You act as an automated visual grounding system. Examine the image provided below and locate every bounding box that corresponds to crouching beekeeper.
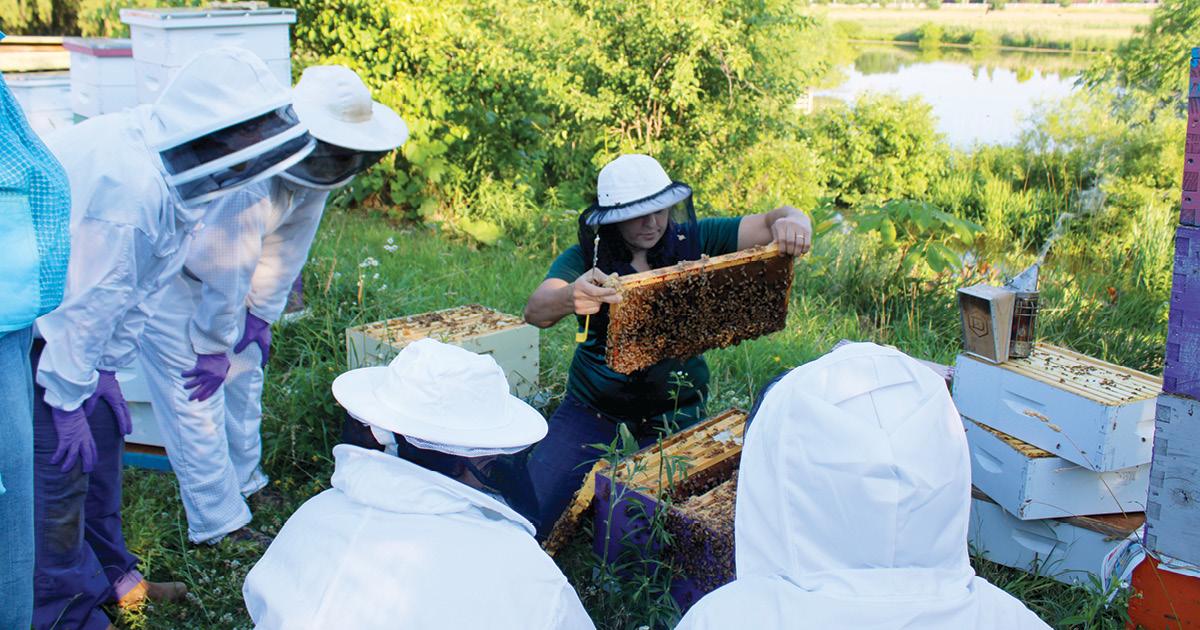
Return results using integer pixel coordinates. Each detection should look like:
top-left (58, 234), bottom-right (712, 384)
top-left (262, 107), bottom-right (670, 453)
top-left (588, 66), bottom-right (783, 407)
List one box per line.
top-left (242, 339), bottom-right (595, 630)
top-left (676, 342), bottom-right (1051, 629)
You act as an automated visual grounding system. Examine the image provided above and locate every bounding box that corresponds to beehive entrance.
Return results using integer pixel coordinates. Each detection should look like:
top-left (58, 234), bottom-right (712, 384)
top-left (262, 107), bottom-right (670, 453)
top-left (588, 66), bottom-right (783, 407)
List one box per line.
top-left (606, 244), bottom-right (794, 374)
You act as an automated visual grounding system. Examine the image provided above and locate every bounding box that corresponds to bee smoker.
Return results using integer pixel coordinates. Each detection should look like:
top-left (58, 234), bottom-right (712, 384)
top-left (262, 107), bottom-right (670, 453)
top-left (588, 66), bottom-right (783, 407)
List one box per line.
top-left (1006, 264), bottom-right (1040, 359)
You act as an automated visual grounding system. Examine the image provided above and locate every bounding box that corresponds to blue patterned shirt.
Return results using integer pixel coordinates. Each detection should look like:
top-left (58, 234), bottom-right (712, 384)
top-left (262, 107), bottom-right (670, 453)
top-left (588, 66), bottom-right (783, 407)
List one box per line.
top-left (0, 70), bottom-right (71, 332)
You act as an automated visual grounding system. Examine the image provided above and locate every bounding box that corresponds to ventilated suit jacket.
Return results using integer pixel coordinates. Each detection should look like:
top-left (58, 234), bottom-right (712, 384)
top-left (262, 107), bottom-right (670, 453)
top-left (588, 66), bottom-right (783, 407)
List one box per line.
top-left (243, 445), bottom-right (595, 630)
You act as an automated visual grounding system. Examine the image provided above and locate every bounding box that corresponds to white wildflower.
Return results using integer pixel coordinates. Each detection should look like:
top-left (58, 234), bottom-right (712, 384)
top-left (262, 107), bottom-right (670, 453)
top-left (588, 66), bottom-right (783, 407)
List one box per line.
top-left (359, 257), bottom-right (380, 268)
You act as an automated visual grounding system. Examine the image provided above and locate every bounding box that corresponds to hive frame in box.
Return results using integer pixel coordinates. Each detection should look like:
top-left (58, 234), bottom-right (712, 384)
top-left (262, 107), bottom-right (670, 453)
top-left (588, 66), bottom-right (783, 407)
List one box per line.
top-left (963, 417), bottom-right (1149, 521)
top-left (952, 344), bottom-right (1161, 472)
top-left (589, 409), bottom-right (747, 612)
top-left (344, 304), bottom-right (539, 398)
top-left (606, 243), bottom-right (793, 374)
top-left (1144, 394), bottom-right (1200, 567)
top-left (968, 489), bottom-right (1144, 591)
top-left (543, 407), bottom-right (746, 556)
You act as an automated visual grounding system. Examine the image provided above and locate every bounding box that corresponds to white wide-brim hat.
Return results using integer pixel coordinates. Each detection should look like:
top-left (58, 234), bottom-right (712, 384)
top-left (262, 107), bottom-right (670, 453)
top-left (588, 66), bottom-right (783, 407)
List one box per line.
top-left (331, 338), bottom-right (547, 451)
top-left (293, 65), bottom-right (408, 152)
top-left (587, 153), bottom-right (692, 226)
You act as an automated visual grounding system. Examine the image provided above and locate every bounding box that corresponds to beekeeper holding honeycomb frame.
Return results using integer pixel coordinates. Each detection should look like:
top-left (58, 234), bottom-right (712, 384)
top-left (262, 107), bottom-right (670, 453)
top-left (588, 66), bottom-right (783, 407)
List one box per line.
top-left (522, 153), bottom-right (812, 539)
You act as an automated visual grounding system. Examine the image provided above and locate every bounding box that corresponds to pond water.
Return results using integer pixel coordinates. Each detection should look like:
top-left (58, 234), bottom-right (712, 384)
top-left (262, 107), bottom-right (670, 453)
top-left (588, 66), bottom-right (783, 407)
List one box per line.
top-left (813, 44), bottom-right (1092, 149)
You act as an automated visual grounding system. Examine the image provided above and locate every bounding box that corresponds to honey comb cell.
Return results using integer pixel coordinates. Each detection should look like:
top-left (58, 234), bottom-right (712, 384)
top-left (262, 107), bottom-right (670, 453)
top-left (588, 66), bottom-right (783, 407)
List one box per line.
top-left (606, 244), bottom-right (794, 374)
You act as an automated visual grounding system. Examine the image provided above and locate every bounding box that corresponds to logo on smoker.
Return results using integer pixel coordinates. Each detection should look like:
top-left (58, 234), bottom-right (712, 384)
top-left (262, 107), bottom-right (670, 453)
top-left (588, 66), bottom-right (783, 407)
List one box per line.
top-left (967, 313), bottom-right (990, 338)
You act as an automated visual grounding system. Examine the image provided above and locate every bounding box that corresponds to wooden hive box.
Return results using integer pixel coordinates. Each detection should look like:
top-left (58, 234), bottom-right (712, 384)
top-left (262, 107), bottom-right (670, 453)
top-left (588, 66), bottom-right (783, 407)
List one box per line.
top-left (345, 304), bottom-right (539, 398)
top-left (1165, 225), bottom-right (1200, 401)
top-left (1182, 49), bottom-right (1199, 227)
top-left (963, 417), bottom-right (1149, 521)
top-left (543, 407), bottom-right (746, 556)
top-left (968, 488), bottom-right (1145, 591)
top-left (1143, 394), bottom-right (1200, 567)
top-left (606, 243), bottom-right (793, 374)
top-left (588, 408), bottom-right (748, 612)
top-left (952, 344), bottom-right (1161, 472)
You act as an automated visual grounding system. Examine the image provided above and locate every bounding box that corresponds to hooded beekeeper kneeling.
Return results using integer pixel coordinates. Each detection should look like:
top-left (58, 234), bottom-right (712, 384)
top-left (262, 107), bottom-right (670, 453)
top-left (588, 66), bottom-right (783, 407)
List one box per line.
top-left (677, 342), bottom-right (1050, 630)
top-left (242, 339), bottom-right (595, 629)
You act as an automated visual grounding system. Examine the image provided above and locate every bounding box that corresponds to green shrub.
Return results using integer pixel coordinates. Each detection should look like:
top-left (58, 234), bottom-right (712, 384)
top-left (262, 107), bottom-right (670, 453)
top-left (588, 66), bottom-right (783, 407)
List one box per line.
top-left (287, 0), bottom-right (834, 242)
top-left (800, 94), bottom-right (950, 208)
top-left (915, 22), bottom-right (944, 50)
top-left (988, 0), bottom-right (1007, 10)
top-left (924, 0), bottom-right (942, 10)
top-left (969, 29), bottom-right (999, 49)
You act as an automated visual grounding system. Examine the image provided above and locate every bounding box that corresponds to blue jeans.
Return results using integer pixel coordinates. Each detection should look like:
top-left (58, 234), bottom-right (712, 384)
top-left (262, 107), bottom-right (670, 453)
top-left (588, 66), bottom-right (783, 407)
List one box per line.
top-left (31, 340), bottom-right (141, 630)
top-left (0, 326), bottom-right (34, 630)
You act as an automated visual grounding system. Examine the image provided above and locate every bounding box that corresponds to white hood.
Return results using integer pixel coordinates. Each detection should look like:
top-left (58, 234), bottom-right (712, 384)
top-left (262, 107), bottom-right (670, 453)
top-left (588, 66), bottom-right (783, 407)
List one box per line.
top-left (677, 343), bottom-right (1049, 629)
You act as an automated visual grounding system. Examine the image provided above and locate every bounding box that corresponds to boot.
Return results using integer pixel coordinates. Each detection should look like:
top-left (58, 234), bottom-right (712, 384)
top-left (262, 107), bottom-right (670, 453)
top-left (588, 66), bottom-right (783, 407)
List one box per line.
top-left (117, 579), bottom-right (188, 610)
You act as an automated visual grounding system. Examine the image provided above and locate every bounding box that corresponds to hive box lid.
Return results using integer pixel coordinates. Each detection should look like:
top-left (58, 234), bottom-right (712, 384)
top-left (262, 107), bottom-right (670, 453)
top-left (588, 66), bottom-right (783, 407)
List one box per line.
top-left (120, 7), bottom-right (296, 28)
top-left (953, 344), bottom-right (1160, 471)
top-left (62, 37), bottom-right (132, 57)
top-left (964, 417), bottom-right (1149, 520)
top-left (5, 71), bottom-right (70, 87)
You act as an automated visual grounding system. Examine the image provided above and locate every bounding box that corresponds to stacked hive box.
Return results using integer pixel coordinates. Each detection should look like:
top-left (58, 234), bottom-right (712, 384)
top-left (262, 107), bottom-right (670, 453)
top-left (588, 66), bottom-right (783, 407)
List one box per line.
top-left (6, 71), bottom-right (72, 138)
top-left (953, 344), bottom-right (1160, 589)
top-left (590, 408), bottom-right (747, 612)
top-left (1128, 47), bottom-right (1200, 629)
top-left (119, 7), bottom-right (296, 105)
top-left (344, 304), bottom-right (539, 398)
top-left (62, 38), bottom-right (136, 120)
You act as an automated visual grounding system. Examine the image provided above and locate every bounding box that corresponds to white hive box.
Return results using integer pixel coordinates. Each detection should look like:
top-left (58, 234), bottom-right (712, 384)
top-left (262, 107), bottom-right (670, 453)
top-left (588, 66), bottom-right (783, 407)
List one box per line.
top-left (62, 38), bottom-right (136, 119)
top-left (120, 7), bottom-right (295, 104)
top-left (6, 72), bottom-right (73, 139)
top-left (115, 359), bottom-right (168, 450)
top-left (1144, 394), bottom-right (1200, 566)
top-left (345, 304), bottom-right (540, 399)
top-left (969, 490), bottom-right (1144, 590)
top-left (953, 344), bottom-right (1160, 471)
top-left (964, 417), bottom-right (1149, 520)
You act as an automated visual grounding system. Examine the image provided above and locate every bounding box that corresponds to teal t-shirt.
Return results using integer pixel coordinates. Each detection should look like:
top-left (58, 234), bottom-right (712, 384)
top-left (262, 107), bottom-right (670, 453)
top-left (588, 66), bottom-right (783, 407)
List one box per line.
top-left (547, 217), bottom-right (742, 422)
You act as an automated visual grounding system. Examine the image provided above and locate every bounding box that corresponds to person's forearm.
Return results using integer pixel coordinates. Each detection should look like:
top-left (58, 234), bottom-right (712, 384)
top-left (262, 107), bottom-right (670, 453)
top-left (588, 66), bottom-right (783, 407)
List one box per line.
top-left (524, 282), bottom-right (576, 329)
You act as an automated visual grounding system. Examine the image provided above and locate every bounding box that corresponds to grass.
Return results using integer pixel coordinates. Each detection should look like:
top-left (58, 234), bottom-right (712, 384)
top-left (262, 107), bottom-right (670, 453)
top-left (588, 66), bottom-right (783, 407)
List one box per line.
top-left (104, 196), bottom-right (1166, 627)
top-left (816, 3), bottom-right (1153, 51)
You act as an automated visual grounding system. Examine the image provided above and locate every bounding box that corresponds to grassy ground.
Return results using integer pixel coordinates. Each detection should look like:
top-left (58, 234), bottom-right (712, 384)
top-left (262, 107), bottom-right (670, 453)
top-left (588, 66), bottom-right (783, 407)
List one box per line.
top-left (816, 3), bottom-right (1153, 51)
top-left (103, 199), bottom-right (1165, 628)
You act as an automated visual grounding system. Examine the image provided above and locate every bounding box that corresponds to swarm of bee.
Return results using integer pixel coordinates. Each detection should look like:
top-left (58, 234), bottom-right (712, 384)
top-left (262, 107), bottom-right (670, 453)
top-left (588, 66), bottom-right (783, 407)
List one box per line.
top-left (607, 245), bottom-right (794, 374)
top-left (667, 471), bottom-right (739, 595)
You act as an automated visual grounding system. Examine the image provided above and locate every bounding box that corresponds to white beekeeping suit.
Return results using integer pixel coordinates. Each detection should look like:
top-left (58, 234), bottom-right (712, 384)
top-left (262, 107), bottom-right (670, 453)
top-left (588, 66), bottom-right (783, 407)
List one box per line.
top-left (243, 339), bottom-right (594, 630)
top-left (36, 46), bottom-right (314, 413)
top-left (137, 65), bottom-right (408, 543)
top-left (676, 342), bottom-right (1050, 630)
top-left (138, 180), bottom-right (327, 542)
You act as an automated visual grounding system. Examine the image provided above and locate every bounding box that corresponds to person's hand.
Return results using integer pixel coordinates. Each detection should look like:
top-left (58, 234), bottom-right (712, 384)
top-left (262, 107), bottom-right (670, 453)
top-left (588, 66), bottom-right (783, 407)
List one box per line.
top-left (50, 405), bottom-right (98, 473)
top-left (182, 353), bottom-right (231, 402)
top-left (573, 268), bottom-right (622, 316)
top-left (770, 206), bottom-right (813, 256)
top-left (84, 370), bottom-right (133, 436)
top-left (233, 312), bottom-right (272, 368)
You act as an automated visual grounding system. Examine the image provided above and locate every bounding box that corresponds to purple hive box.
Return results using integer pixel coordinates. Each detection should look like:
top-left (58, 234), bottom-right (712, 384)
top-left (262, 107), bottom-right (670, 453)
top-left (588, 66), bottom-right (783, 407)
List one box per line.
top-left (1184, 50), bottom-right (1199, 225)
top-left (593, 471), bottom-right (737, 613)
top-left (1165, 225), bottom-right (1200, 400)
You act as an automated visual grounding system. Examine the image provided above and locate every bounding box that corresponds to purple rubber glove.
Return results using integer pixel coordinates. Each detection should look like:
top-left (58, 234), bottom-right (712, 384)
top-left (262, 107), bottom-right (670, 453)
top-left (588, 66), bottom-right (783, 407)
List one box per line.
top-left (234, 312), bottom-right (272, 368)
top-left (182, 353), bottom-right (231, 402)
top-left (84, 370), bottom-right (133, 436)
top-left (50, 405), bottom-right (98, 473)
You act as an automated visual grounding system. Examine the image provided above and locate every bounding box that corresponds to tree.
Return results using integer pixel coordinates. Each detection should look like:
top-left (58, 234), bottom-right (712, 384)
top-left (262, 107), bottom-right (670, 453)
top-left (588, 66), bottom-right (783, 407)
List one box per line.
top-left (1083, 0), bottom-right (1200, 113)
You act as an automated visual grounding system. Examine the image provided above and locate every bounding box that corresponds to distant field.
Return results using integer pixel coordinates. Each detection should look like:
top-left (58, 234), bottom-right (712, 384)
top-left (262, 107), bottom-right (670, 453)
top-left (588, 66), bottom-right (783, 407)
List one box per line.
top-left (815, 3), bottom-right (1154, 50)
